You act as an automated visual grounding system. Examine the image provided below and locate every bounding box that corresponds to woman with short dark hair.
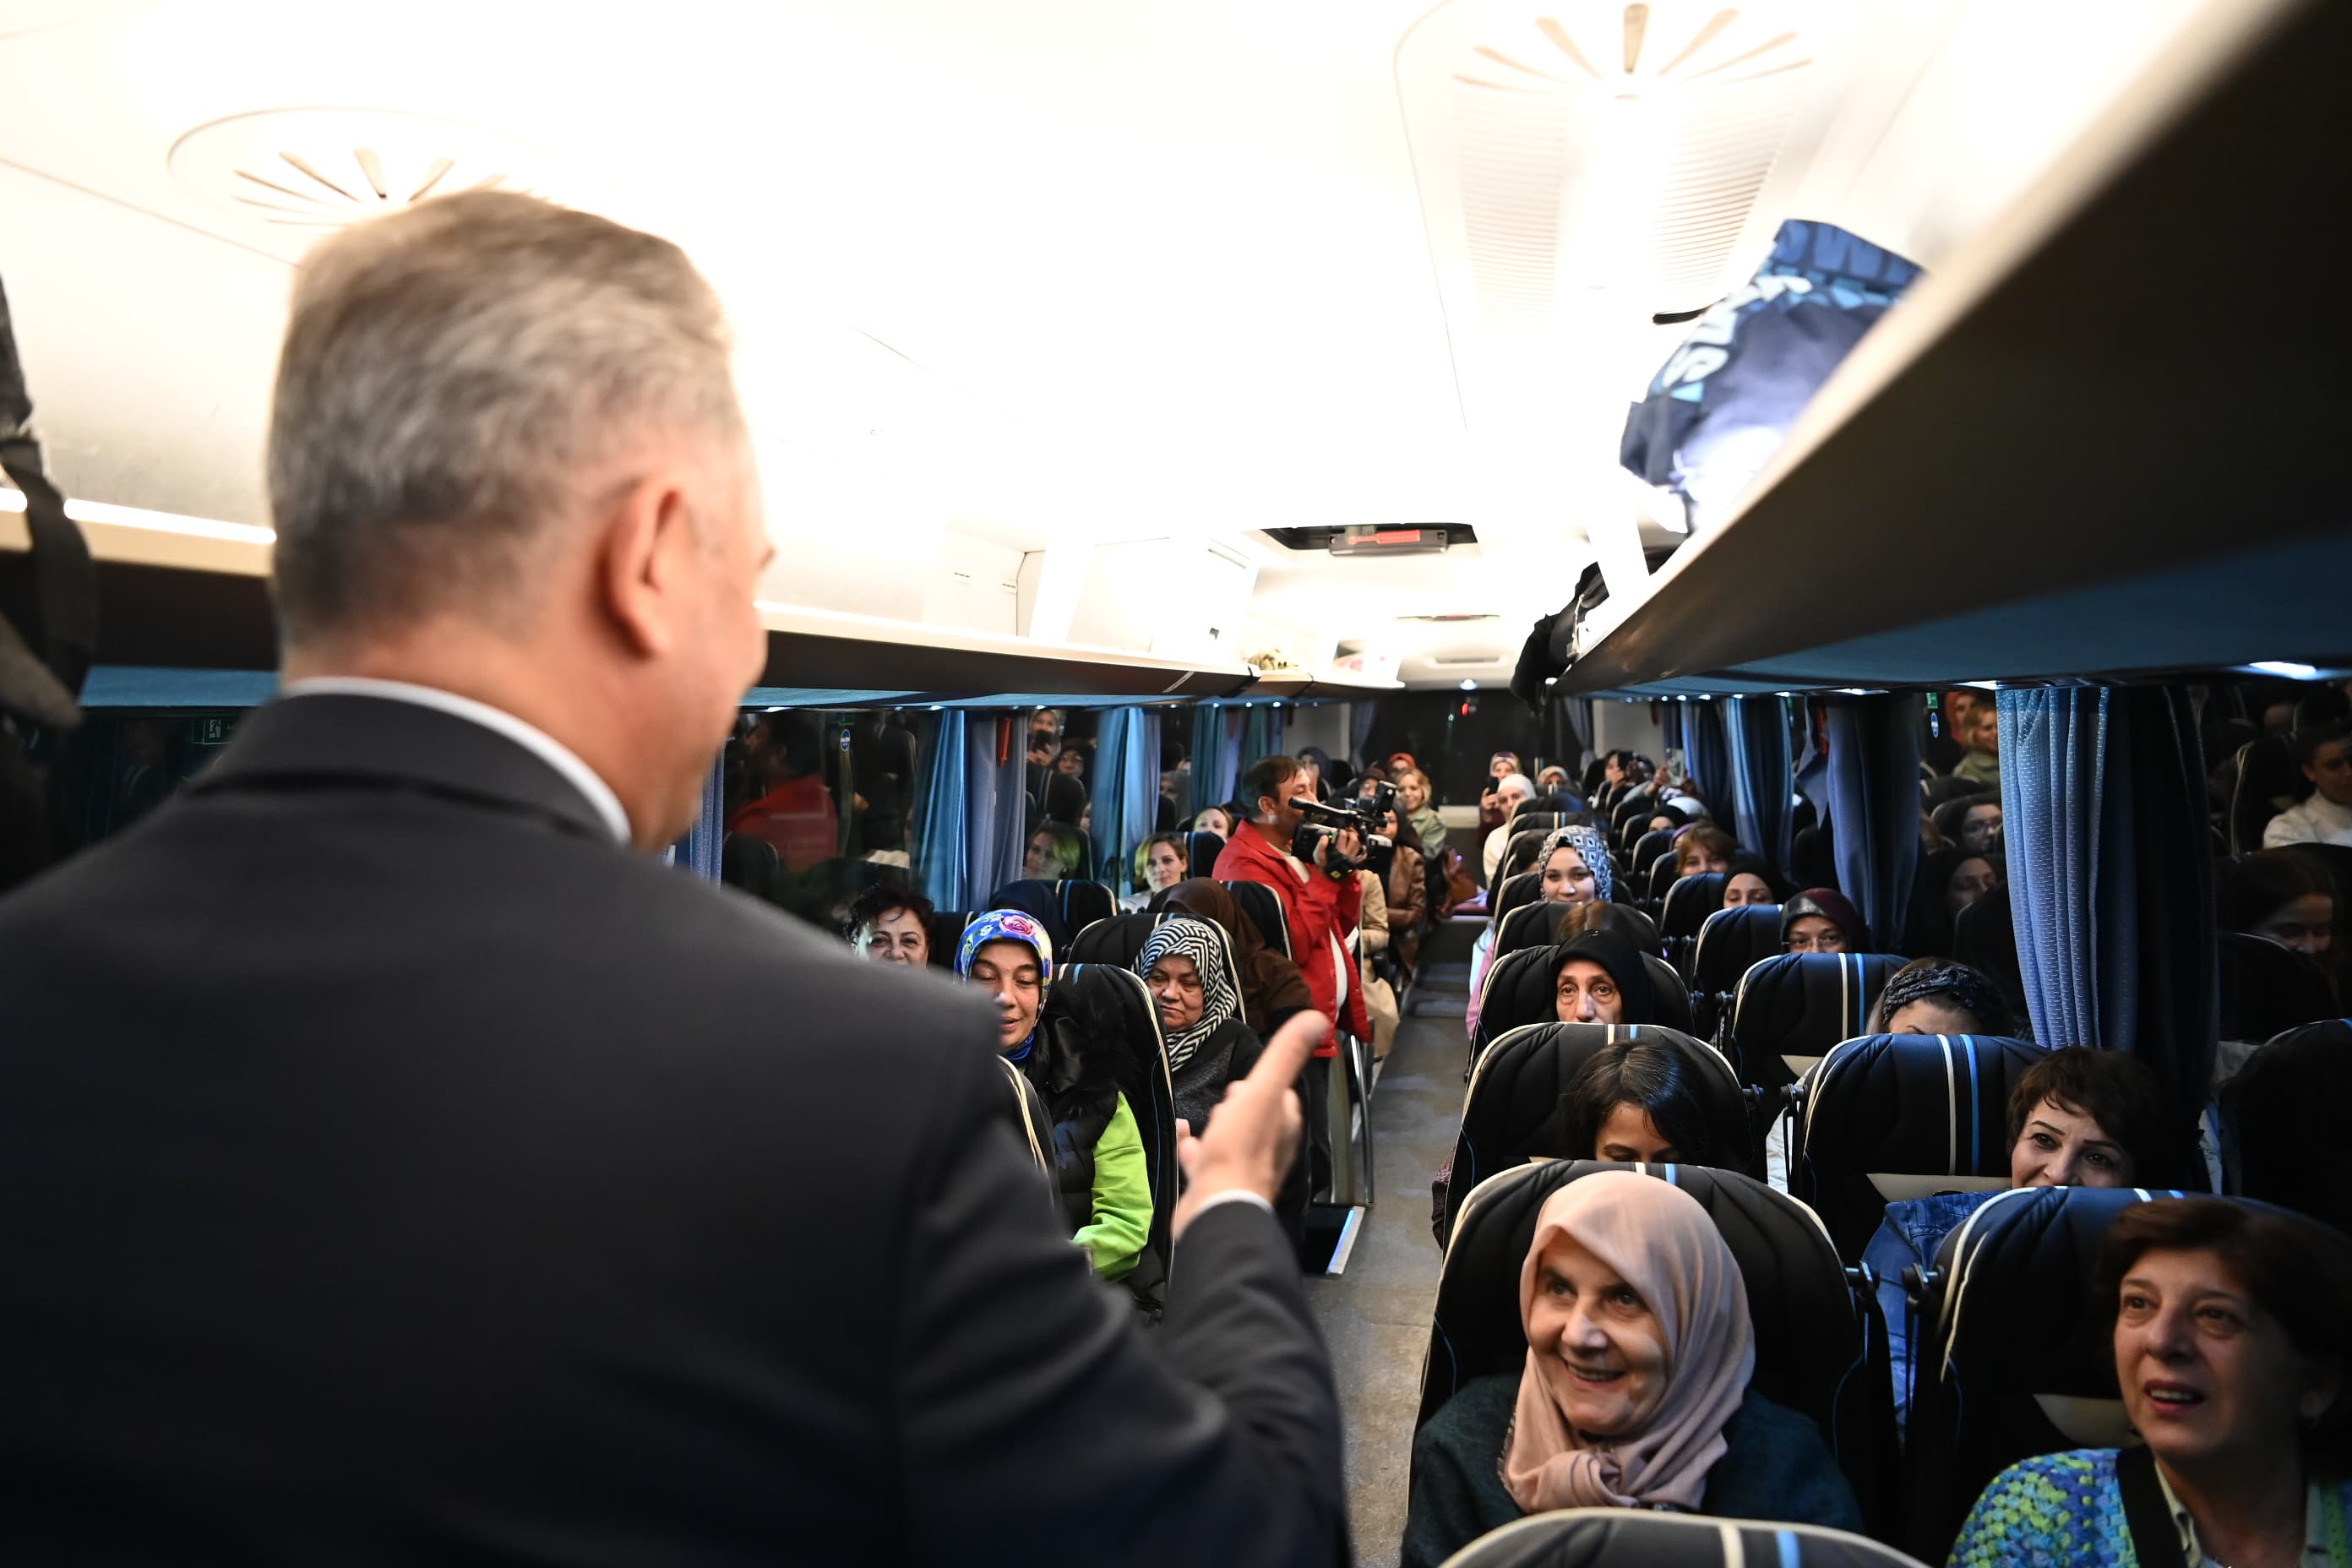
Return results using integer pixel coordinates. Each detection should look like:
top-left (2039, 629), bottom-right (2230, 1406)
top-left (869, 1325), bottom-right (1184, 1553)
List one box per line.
top-left (1951, 1197), bottom-right (2352, 1566)
top-left (1555, 1037), bottom-right (1740, 1168)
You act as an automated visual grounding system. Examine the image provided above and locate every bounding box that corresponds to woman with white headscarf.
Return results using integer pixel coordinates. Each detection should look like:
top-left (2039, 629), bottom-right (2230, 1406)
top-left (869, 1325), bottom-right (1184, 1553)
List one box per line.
top-left (1402, 1172), bottom-right (1859, 1566)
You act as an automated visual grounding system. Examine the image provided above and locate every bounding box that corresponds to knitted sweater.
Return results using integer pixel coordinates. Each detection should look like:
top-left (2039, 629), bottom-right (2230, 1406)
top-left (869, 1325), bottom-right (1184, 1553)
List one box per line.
top-left (1947, 1450), bottom-right (2352, 1567)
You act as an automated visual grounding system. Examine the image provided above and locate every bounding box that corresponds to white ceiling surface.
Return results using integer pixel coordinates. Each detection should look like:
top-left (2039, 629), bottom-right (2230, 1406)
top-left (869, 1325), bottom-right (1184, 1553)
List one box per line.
top-left (0, 0), bottom-right (2219, 683)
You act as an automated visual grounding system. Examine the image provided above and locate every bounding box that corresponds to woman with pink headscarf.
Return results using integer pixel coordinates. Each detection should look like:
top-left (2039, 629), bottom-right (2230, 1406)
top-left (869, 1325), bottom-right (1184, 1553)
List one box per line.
top-left (1401, 1172), bottom-right (1859, 1566)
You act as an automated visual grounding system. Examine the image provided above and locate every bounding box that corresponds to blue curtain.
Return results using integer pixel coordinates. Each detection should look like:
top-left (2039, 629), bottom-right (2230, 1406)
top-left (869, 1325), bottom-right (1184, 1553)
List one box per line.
top-left (1349, 701), bottom-right (1379, 770)
top-left (1724, 694), bottom-right (1794, 876)
top-left (668, 753), bottom-right (725, 880)
top-left (1190, 705), bottom-right (1234, 817)
top-left (1686, 700), bottom-right (1731, 819)
top-left (916, 711), bottom-right (1028, 911)
top-left (2001, 688), bottom-right (2215, 1110)
top-left (1091, 706), bottom-right (1161, 890)
top-left (1824, 694), bottom-right (1922, 951)
top-left (1239, 705), bottom-right (1288, 777)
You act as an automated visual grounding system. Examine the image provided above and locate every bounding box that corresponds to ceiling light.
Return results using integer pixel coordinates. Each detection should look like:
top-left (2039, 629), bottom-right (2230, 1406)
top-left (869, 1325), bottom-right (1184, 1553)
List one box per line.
top-left (1, 487), bottom-right (274, 546)
top-left (2250, 661), bottom-right (2321, 678)
top-left (1458, 679), bottom-right (1478, 691)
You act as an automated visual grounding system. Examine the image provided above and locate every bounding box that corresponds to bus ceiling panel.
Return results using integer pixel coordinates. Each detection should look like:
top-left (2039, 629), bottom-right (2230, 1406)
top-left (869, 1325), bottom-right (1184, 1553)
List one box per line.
top-left (1559, 0), bottom-right (2344, 700)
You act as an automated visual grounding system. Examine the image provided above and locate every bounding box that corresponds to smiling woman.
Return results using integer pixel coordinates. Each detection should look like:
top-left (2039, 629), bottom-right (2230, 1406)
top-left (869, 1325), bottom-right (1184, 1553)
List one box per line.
top-left (1948, 1198), bottom-right (2352, 1568)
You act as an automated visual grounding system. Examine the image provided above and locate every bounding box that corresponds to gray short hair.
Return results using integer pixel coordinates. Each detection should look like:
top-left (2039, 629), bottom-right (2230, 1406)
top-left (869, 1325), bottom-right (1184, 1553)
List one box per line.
top-left (268, 191), bottom-right (743, 645)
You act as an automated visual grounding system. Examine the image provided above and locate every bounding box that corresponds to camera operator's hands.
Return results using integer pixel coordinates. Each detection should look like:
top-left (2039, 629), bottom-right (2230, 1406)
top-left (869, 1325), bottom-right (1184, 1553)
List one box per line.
top-left (1312, 826), bottom-right (1364, 871)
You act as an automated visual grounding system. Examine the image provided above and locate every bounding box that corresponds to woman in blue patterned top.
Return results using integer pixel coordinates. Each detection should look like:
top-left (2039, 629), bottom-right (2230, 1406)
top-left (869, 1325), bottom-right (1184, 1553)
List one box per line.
top-left (1949, 1197), bottom-right (2352, 1567)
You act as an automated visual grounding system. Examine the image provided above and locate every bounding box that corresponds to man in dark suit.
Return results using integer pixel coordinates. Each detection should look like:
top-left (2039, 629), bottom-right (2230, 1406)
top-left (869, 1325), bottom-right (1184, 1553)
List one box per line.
top-left (0, 191), bottom-right (1344, 1563)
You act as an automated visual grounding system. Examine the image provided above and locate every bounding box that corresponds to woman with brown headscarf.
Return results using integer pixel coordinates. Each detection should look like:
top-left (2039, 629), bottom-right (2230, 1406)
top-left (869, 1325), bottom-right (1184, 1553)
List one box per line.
top-left (1402, 1173), bottom-right (1859, 1566)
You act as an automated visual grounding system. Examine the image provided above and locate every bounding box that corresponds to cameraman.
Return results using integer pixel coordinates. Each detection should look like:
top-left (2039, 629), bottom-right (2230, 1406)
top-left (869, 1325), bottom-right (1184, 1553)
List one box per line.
top-left (1213, 756), bottom-right (1372, 1059)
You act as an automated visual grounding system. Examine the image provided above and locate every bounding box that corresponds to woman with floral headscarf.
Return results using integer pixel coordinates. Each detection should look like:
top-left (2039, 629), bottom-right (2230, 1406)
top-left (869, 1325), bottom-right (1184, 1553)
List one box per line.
top-left (957, 910), bottom-right (1151, 1285)
top-left (1402, 1173), bottom-right (1859, 1566)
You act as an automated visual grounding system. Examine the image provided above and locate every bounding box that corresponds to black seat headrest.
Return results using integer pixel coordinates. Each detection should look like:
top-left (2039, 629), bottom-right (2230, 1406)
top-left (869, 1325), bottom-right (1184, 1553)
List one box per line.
top-left (1494, 899), bottom-right (1564, 962)
top-left (1629, 825), bottom-right (1675, 880)
top-left (1443, 1024), bottom-right (1753, 1241)
top-left (1054, 879), bottom-right (1117, 934)
top-left (1420, 1161), bottom-right (1870, 1478)
top-left (2218, 931), bottom-right (2338, 1041)
top-left (1727, 952), bottom-right (1904, 1088)
top-left (1439, 1511), bottom-right (1923, 1568)
top-left (1949, 894), bottom-right (2026, 1023)
top-left (2229, 733), bottom-right (2302, 853)
top-left (1921, 774), bottom-right (1993, 809)
top-left (1660, 873), bottom-right (1729, 940)
top-left (1691, 904), bottom-right (1784, 995)
top-left (1500, 827), bottom-right (1554, 882)
top-left (1186, 830), bottom-right (1223, 877)
top-left (1905, 1184), bottom-right (2200, 1560)
top-left (1474, 945), bottom-right (1693, 1057)
top-left (1056, 963), bottom-right (1178, 1269)
top-left (1796, 1032), bottom-right (2050, 1260)
top-left (1487, 870), bottom-right (1543, 934)
top-left (983, 879), bottom-right (1076, 950)
top-left (1221, 880), bottom-right (1291, 959)
top-left (925, 909), bottom-right (977, 970)
top-left (1065, 911), bottom-right (1244, 1004)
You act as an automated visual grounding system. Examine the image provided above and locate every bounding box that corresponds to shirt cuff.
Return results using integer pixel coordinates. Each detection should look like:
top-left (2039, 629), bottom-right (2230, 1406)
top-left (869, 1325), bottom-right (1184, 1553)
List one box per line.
top-left (1187, 1190), bottom-right (1277, 1221)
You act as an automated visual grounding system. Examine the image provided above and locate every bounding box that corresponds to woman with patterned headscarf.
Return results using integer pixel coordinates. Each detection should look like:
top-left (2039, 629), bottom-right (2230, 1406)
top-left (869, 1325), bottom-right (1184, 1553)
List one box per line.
top-left (957, 909), bottom-right (1151, 1287)
top-left (1402, 1173), bottom-right (1859, 1566)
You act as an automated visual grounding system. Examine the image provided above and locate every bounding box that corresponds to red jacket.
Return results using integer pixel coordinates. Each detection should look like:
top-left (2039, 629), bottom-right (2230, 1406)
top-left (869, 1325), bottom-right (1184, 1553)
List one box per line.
top-left (1214, 823), bottom-right (1369, 1055)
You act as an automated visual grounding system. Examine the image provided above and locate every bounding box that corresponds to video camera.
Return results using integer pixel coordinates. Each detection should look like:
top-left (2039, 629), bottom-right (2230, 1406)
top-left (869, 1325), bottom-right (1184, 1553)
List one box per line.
top-left (1289, 779), bottom-right (1396, 879)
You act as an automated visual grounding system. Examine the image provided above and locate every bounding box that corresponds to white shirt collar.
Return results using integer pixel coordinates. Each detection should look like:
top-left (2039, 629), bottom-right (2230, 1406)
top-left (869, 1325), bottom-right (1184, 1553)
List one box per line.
top-left (277, 677), bottom-right (632, 846)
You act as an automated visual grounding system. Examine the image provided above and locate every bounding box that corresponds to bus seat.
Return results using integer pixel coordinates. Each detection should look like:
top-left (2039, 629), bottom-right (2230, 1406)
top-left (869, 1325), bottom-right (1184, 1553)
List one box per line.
top-left (1949, 894), bottom-right (2027, 1028)
top-left (1066, 910), bottom-right (1247, 1014)
top-left (2229, 733), bottom-right (2304, 852)
top-left (1725, 951), bottom-right (1905, 1090)
top-left (1499, 827), bottom-right (1553, 883)
top-left (1424, 1161), bottom-right (1890, 1534)
top-left (924, 909), bottom-right (977, 970)
top-left (1646, 852), bottom-right (1684, 903)
top-left (1186, 829), bottom-right (1223, 878)
top-left (1659, 873), bottom-right (1729, 972)
top-left (1629, 825), bottom-right (1675, 884)
top-left (983, 879), bottom-right (1075, 950)
top-left (1609, 787), bottom-right (1656, 846)
top-left (1486, 870), bottom-right (1544, 937)
top-left (1794, 1033), bottom-right (2050, 1263)
top-left (1689, 904), bottom-right (1783, 1032)
top-left (1220, 879), bottom-right (1291, 960)
top-left (719, 831), bottom-right (781, 904)
top-left (1472, 944), bottom-right (1695, 1066)
top-left (1492, 900), bottom-right (1563, 964)
top-left (1440, 1024), bottom-right (1754, 1244)
top-left (2219, 1019), bottom-right (2352, 1233)
top-left (2218, 931), bottom-right (2338, 1041)
top-left (1903, 1184), bottom-right (2197, 1563)
top-left (1057, 963), bottom-right (1179, 1309)
top-left (996, 1057), bottom-right (1055, 1179)
top-left (1435, 1511), bottom-right (1926, 1568)
top-left (1921, 775), bottom-right (1990, 810)
top-left (1054, 878), bottom-right (1116, 936)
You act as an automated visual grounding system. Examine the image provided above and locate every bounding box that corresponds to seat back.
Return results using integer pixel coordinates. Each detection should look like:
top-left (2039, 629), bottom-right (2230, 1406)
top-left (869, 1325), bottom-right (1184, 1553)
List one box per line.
top-left (1065, 911), bottom-right (1245, 1004)
top-left (1646, 851), bottom-right (1685, 902)
top-left (1474, 945), bottom-right (1693, 1059)
top-left (1056, 879), bottom-right (1116, 935)
top-left (1725, 951), bottom-right (1903, 1088)
top-left (1796, 1033), bottom-right (2050, 1261)
top-left (1057, 963), bottom-right (1179, 1281)
top-left (995, 1057), bottom-right (1055, 1177)
top-left (1904, 1184), bottom-right (2197, 1562)
top-left (924, 908), bottom-right (977, 969)
top-left (1629, 826), bottom-right (1676, 884)
top-left (1442, 1024), bottom-right (1753, 1240)
top-left (1921, 774), bottom-right (1990, 809)
top-left (1494, 899), bottom-right (1565, 962)
top-left (1438, 1511), bottom-right (1929, 1568)
top-left (1609, 787), bottom-right (1656, 845)
top-left (1658, 872), bottom-right (1728, 971)
top-left (1500, 827), bottom-right (1554, 882)
top-left (2218, 931), bottom-right (2338, 1040)
top-left (2230, 732), bottom-right (2303, 852)
top-left (1186, 830), bottom-right (1224, 877)
top-left (720, 831), bottom-right (782, 902)
top-left (1222, 879), bottom-right (1291, 958)
top-left (1689, 904), bottom-right (1784, 1028)
top-left (1487, 870), bottom-right (1543, 934)
top-left (1423, 1161), bottom-right (1888, 1527)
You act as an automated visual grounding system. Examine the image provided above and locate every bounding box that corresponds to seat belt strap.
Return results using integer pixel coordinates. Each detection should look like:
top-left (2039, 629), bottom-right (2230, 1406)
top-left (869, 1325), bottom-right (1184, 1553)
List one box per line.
top-left (2116, 1446), bottom-right (2191, 1568)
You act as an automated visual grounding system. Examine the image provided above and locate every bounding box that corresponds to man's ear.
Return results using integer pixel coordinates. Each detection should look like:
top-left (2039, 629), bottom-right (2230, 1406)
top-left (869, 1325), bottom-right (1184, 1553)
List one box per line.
top-left (596, 475), bottom-right (695, 659)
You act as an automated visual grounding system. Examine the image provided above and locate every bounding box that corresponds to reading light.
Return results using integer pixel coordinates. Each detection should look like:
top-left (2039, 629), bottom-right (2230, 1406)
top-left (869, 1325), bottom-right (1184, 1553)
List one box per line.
top-left (1458, 679), bottom-right (1478, 691)
top-left (2250, 661), bottom-right (2321, 678)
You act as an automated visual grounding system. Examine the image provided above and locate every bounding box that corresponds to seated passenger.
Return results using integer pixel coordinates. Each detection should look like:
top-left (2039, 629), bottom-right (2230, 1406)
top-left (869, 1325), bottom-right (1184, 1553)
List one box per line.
top-left (1947, 852), bottom-right (2005, 917)
top-left (846, 884), bottom-right (935, 967)
top-left (957, 912), bottom-right (1150, 1285)
top-left (1053, 744), bottom-right (1087, 781)
top-left (1025, 821), bottom-right (1085, 881)
top-left (1952, 705), bottom-right (2001, 792)
top-left (1956, 798), bottom-right (2003, 853)
top-left (2221, 848), bottom-right (2339, 998)
top-left (1189, 803), bottom-right (1236, 841)
top-left (1136, 917), bottom-right (1261, 1135)
top-left (1383, 806), bottom-right (1430, 974)
top-left (1865, 1048), bottom-right (2180, 1433)
top-left (1481, 773), bottom-right (1538, 880)
top-left (1295, 747), bottom-right (1332, 803)
top-left (2262, 721), bottom-right (2352, 848)
top-left (1554, 1037), bottom-right (1738, 1167)
top-left (1553, 930), bottom-right (1652, 1026)
top-left (1402, 1173), bottom-right (1861, 1567)
top-left (1865, 957), bottom-right (2016, 1037)
top-left (1466, 825), bottom-right (1615, 1041)
top-left (1396, 767), bottom-right (1448, 861)
top-left (1162, 877), bottom-right (1315, 1038)
top-left (1948, 1197), bottom-right (2352, 1568)
top-left (1646, 802), bottom-right (1696, 838)
top-left (1673, 823), bottom-right (1739, 880)
top-left (1479, 752), bottom-right (1527, 835)
top-left (1721, 857), bottom-right (1781, 909)
top-left (1554, 899), bottom-right (1665, 956)
top-left (1536, 764), bottom-right (1572, 795)
top-left (1783, 887), bottom-right (1869, 954)
top-left (1126, 831), bottom-right (1192, 911)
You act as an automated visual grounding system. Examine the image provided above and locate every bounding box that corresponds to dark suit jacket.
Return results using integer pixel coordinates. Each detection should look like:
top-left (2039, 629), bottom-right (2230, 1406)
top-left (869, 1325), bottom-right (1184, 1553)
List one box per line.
top-left (0, 694), bottom-right (1344, 1564)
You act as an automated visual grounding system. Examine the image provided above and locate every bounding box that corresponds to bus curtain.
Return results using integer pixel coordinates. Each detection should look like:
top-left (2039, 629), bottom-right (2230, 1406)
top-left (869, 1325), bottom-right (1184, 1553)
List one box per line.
top-left (1825, 694), bottom-right (1922, 953)
top-left (916, 710), bottom-right (1028, 911)
top-left (1725, 694), bottom-right (1794, 879)
top-left (1190, 705), bottom-right (1234, 818)
top-left (1091, 707), bottom-right (1161, 890)
top-left (1686, 700), bottom-right (1731, 822)
top-left (1239, 705), bottom-right (1288, 781)
top-left (669, 754), bottom-right (725, 880)
top-left (2001, 687), bottom-right (2217, 1113)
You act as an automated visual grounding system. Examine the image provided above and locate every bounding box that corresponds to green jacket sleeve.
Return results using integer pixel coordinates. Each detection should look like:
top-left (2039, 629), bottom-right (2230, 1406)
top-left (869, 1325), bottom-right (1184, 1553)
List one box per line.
top-left (1075, 1092), bottom-right (1152, 1282)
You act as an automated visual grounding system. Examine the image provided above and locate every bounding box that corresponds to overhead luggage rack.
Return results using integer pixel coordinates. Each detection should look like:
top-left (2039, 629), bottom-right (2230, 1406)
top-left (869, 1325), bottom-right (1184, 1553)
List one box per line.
top-left (1560, 0), bottom-right (2351, 697)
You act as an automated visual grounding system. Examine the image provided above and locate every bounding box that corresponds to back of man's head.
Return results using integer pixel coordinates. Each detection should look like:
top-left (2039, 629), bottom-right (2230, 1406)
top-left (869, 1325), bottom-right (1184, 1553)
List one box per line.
top-left (267, 192), bottom-right (770, 847)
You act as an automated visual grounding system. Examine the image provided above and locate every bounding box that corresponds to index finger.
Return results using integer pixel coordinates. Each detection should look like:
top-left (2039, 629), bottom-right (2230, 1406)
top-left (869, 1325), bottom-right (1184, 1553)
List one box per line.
top-left (1248, 1009), bottom-right (1329, 1091)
